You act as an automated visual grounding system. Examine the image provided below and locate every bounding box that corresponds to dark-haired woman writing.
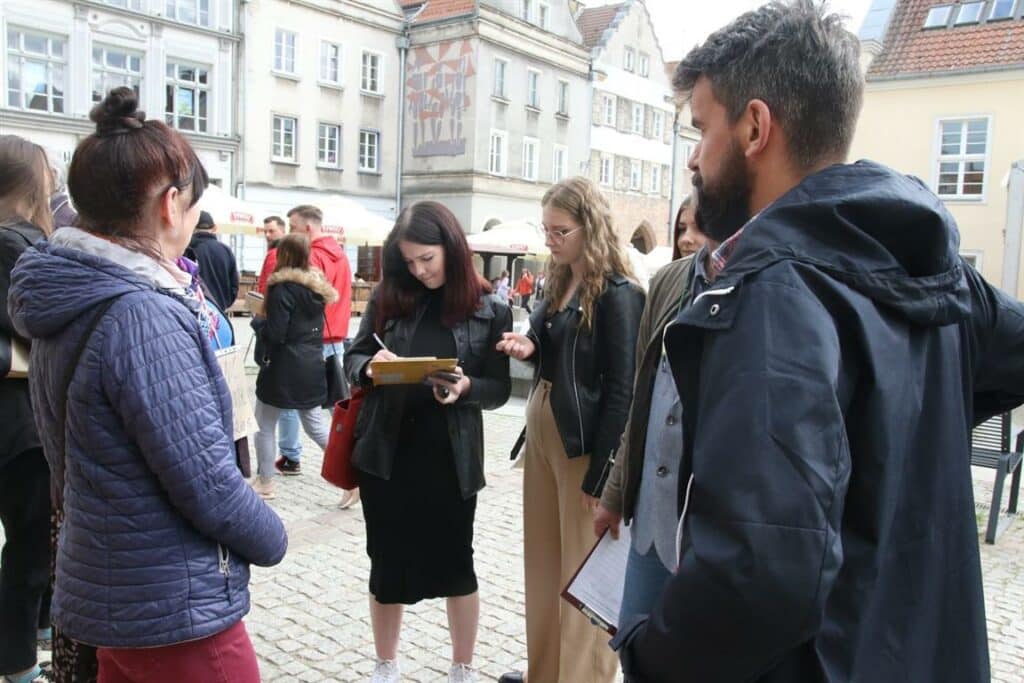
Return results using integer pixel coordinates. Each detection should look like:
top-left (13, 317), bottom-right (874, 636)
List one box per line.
top-left (7, 88), bottom-right (286, 682)
top-left (345, 202), bottom-right (512, 683)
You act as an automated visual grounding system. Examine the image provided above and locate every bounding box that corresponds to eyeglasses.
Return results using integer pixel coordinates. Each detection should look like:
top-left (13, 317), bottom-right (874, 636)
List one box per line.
top-left (541, 226), bottom-right (582, 245)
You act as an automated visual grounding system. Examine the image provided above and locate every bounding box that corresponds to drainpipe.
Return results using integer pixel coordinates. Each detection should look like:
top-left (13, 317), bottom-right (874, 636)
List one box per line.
top-left (395, 28), bottom-right (410, 214)
top-left (1002, 161), bottom-right (1024, 298)
top-left (234, 0), bottom-right (248, 200)
top-left (667, 108), bottom-right (681, 244)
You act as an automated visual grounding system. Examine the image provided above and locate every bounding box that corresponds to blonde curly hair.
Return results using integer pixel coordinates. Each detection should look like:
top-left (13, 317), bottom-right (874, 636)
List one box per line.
top-left (541, 176), bottom-right (635, 332)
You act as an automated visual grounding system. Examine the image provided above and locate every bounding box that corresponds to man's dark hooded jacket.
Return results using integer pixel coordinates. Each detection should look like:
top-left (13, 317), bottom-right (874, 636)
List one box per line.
top-left (614, 161), bottom-right (1024, 682)
top-left (187, 230), bottom-right (239, 312)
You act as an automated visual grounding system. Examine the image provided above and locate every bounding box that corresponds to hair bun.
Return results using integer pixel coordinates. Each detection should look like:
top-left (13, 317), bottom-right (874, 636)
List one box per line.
top-left (90, 87), bottom-right (146, 136)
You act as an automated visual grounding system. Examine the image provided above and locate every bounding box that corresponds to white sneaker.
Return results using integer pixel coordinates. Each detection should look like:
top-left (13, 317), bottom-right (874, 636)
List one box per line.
top-left (369, 658), bottom-right (400, 683)
top-left (449, 663), bottom-right (478, 683)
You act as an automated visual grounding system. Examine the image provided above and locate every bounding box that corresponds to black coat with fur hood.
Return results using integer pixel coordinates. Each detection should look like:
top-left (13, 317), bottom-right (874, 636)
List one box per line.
top-left (255, 267), bottom-right (338, 409)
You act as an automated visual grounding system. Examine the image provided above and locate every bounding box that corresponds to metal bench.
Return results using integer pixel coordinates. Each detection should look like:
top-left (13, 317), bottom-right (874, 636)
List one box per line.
top-left (971, 412), bottom-right (1022, 544)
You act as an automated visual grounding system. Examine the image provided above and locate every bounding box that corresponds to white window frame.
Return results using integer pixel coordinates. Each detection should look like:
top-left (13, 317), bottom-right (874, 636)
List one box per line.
top-left (631, 103), bottom-right (644, 134)
top-left (361, 50), bottom-right (383, 94)
top-left (923, 5), bottom-right (953, 28)
top-left (165, 0), bottom-right (211, 27)
top-left (649, 165), bottom-right (662, 194)
top-left (553, 145), bottom-right (568, 181)
top-left (932, 115), bottom-right (990, 201)
top-left (319, 41), bottom-right (342, 86)
top-left (165, 60), bottom-right (210, 133)
top-left (493, 58), bottom-right (508, 98)
top-left (5, 28), bottom-right (67, 114)
top-left (489, 129), bottom-right (508, 176)
top-left (521, 0), bottom-right (534, 22)
top-left (603, 94), bottom-right (616, 126)
top-left (556, 79), bottom-right (569, 116)
top-left (92, 45), bottom-right (143, 103)
top-left (358, 129), bottom-right (381, 172)
top-left (629, 160), bottom-right (642, 190)
top-left (652, 110), bottom-right (664, 139)
top-left (273, 29), bottom-right (297, 75)
top-left (954, 1), bottom-right (985, 24)
top-left (526, 69), bottom-right (540, 109)
top-left (624, 47), bottom-right (635, 72)
top-left (272, 115), bottom-right (297, 162)
top-left (522, 137), bottom-right (539, 181)
top-left (639, 53), bottom-right (650, 78)
top-left (599, 155), bottom-right (613, 186)
top-left (538, 2), bottom-right (550, 29)
top-left (103, 0), bottom-right (144, 10)
top-left (317, 122), bottom-right (342, 169)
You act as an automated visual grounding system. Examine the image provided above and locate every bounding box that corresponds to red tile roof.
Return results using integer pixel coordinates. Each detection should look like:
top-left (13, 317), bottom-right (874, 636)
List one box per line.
top-left (400, 0), bottom-right (476, 23)
top-left (577, 3), bottom-right (624, 48)
top-left (867, 0), bottom-right (1024, 78)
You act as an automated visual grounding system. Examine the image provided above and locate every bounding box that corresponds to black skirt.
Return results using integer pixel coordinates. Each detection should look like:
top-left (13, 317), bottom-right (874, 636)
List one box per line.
top-left (360, 407), bottom-right (478, 604)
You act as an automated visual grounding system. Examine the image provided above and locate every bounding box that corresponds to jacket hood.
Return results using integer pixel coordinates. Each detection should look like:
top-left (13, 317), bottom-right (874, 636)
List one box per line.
top-left (312, 235), bottom-right (344, 262)
top-left (722, 161), bottom-right (970, 327)
top-left (267, 267), bottom-right (339, 304)
top-left (8, 238), bottom-right (170, 341)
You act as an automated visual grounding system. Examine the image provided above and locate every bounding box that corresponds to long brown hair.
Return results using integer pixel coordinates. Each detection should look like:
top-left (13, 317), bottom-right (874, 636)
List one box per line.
top-left (541, 177), bottom-right (635, 332)
top-left (0, 135), bottom-right (54, 235)
top-left (274, 233), bottom-right (311, 271)
top-left (375, 201), bottom-right (489, 334)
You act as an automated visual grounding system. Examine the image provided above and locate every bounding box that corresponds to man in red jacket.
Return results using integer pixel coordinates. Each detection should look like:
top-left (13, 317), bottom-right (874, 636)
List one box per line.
top-left (286, 204), bottom-right (352, 346)
top-left (256, 215), bottom-right (286, 294)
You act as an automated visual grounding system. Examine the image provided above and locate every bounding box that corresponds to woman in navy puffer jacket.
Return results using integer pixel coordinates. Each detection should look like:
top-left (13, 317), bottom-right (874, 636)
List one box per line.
top-left (6, 88), bottom-right (287, 682)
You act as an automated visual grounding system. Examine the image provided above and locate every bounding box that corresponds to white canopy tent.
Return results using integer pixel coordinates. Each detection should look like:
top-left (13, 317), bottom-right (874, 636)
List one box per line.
top-left (319, 195), bottom-right (394, 245)
top-left (197, 185), bottom-right (261, 236)
top-left (466, 221), bottom-right (550, 257)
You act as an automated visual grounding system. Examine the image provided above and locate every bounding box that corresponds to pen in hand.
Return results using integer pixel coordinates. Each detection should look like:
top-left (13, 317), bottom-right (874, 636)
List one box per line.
top-left (366, 333), bottom-right (397, 379)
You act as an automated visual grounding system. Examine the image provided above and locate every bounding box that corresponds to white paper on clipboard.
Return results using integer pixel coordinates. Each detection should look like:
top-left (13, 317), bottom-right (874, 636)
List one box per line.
top-left (561, 524), bottom-right (632, 635)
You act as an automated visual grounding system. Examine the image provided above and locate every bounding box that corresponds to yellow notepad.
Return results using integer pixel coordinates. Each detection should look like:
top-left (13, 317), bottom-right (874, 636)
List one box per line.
top-left (370, 357), bottom-right (458, 386)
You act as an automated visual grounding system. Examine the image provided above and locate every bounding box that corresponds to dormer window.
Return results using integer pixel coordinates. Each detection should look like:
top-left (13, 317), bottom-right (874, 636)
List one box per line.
top-left (923, 4), bottom-right (952, 28)
top-left (954, 1), bottom-right (985, 24)
top-left (989, 0), bottom-right (1016, 20)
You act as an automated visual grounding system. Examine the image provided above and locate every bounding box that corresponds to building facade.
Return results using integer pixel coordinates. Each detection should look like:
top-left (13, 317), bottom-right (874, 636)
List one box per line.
top-left (0, 0), bottom-right (240, 192)
top-left (577, 0), bottom-right (675, 250)
top-left (850, 0), bottom-right (1024, 296)
top-left (398, 0), bottom-right (590, 242)
top-left (239, 0), bottom-right (403, 231)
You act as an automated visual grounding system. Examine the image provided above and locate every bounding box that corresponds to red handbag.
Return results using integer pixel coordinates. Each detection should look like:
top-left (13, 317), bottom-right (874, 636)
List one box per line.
top-left (321, 388), bottom-right (364, 490)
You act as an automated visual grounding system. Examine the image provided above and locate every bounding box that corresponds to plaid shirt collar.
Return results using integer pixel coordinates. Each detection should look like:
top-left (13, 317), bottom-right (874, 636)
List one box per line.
top-left (706, 226), bottom-right (746, 282)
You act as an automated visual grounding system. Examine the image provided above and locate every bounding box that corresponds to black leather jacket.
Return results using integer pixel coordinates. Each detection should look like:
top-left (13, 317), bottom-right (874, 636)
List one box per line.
top-left (525, 274), bottom-right (645, 496)
top-left (345, 290), bottom-right (512, 499)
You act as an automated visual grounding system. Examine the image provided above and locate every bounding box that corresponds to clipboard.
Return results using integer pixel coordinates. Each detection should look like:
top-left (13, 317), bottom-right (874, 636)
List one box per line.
top-left (370, 357), bottom-right (458, 386)
top-left (561, 525), bottom-right (632, 636)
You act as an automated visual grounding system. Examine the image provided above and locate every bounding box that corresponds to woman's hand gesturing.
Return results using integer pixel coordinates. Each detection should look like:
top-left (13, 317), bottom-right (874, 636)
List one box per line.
top-left (495, 332), bottom-right (536, 361)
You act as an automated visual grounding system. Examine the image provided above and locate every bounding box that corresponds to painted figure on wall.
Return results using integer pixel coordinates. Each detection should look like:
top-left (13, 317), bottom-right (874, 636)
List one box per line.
top-left (407, 40), bottom-right (475, 157)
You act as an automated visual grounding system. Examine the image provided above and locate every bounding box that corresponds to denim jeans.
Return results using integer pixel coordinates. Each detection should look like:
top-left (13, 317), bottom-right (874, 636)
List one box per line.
top-left (277, 410), bottom-right (302, 462)
top-left (254, 401), bottom-right (330, 480)
top-left (618, 542), bottom-right (673, 630)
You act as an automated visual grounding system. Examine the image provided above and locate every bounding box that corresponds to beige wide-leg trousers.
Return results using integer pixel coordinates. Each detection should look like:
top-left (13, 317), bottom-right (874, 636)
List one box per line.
top-left (523, 379), bottom-right (619, 683)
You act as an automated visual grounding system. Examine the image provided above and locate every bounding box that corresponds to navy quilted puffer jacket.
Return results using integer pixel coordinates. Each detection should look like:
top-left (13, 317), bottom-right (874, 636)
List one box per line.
top-left (7, 240), bottom-right (288, 648)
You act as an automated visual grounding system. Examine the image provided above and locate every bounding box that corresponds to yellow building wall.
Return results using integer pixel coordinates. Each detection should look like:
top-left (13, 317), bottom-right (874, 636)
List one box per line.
top-left (848, 71), bottom-right (1024, 297)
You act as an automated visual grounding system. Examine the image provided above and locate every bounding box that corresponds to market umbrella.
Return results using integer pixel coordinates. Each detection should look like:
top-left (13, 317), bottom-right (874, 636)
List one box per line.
top-left (197, 185), bottom-right (260, 236)
top-left (319, 195), bottom-right (394, 245)
top-left (466, 221), bottom-right (549, 256)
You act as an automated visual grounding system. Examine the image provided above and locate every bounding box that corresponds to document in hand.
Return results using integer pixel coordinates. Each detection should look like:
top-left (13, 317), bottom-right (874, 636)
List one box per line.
top-left (561, 525), bottom-right (632, 635)
top-left (370, 357), bottom-right (458, 386)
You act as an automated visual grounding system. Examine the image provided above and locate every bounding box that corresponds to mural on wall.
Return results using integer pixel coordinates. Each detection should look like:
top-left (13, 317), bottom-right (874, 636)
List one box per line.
top-left (407, 40), bottom-right (475, 157)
